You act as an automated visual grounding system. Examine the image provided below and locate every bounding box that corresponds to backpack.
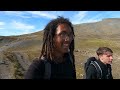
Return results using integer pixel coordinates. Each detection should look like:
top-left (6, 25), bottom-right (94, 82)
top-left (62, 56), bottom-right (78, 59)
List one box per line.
top-left (84, 57), bottom-right (102, 79)
top-left (42, 53), bottom-right (74, 79)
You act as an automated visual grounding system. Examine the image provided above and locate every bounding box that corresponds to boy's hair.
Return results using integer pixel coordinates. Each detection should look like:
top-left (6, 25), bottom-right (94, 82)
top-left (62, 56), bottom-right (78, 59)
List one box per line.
top-left (96, 47), bottom-right (113, 56)
top-left (39, 16), bottom-right (75, 63)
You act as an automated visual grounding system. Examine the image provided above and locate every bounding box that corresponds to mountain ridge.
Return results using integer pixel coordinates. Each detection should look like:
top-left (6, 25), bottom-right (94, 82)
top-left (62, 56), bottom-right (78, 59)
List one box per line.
top-left (0, 18), bottom-right (120, 79)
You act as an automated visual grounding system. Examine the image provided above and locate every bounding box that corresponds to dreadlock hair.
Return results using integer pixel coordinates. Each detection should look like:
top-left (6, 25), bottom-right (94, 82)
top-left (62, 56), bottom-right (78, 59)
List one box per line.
top-left (39, 16), bottom-right (75, 64)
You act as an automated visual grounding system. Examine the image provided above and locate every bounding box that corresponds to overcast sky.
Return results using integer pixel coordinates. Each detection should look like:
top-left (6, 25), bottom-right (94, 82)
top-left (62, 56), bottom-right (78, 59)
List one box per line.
top-left (0, 11), bottom-right (120, 36)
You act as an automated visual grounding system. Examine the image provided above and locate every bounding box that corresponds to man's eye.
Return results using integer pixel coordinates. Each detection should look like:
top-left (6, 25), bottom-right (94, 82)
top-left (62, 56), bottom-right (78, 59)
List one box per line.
top-left (60, 32), bottom-right (66, 36)
top-left (107, 55), bottom-right (111, 57)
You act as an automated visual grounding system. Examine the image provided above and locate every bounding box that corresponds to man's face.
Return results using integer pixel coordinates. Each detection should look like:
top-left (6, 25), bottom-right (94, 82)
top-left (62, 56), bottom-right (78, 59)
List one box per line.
top-left (53, 23), bottom-right (74, 54)
top-left (99, 51), bottom-right (113, 64)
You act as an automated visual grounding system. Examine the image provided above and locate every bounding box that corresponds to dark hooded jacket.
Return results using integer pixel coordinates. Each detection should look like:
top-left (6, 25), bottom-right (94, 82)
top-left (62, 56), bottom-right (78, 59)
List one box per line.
top-left (85, 57), bottom-right (113, 79)
top-left (24, 53), bottom-right (76, 79)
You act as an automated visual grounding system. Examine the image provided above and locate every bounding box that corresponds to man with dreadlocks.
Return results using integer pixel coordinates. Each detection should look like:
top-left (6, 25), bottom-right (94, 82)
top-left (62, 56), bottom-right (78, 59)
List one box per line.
top-left (25, 16), bottom-right (76, 79)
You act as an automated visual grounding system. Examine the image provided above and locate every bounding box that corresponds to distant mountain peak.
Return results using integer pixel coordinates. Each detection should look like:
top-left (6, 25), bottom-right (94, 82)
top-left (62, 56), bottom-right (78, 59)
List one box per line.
top-left (102, 18), bottom-right (120, 21)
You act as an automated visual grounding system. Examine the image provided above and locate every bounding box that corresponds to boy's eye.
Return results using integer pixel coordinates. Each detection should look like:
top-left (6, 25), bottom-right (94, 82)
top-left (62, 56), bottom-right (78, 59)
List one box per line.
top-left (107, 55), bottom-right (112, 57)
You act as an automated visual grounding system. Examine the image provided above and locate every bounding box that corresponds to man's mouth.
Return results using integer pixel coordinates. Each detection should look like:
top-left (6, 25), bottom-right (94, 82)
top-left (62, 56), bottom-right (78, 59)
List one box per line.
top-left (63, 44), bottom-right (69, 48)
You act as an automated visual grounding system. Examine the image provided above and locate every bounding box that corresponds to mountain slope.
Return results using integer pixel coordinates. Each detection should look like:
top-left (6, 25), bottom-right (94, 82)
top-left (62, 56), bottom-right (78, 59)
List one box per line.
top-left (0, 18), bottom-right (120, 79)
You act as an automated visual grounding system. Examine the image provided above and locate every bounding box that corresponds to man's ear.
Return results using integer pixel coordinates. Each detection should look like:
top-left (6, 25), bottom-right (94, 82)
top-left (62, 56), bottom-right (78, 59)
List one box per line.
top-left (99, 54), bottom-right (103, 59)
top-left (98, 55), bottom-right (102, 57)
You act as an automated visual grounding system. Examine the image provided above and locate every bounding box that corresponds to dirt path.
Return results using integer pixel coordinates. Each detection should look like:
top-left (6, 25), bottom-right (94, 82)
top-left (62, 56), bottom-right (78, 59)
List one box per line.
top-left (0, 41), bottom-right (32, 79)
top-left (13, 52), bottom-right (31, 71)
top-left (0, 52), bottom-right (15, 79)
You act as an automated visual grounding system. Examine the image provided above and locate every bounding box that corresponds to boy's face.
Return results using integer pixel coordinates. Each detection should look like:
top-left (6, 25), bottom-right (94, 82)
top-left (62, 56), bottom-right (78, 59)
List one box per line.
top-left (99, 51), bottom-right (113, 64)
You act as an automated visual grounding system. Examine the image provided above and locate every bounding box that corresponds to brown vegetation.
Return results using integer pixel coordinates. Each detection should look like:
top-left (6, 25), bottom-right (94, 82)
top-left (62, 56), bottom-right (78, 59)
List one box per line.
top-left (0, 18), bottom-right (120, 79)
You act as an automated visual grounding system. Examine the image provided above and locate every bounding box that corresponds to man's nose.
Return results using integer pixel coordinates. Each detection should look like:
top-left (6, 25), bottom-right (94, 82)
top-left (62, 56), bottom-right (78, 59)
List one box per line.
top-left (64, 35), bottom-right (70, 41)
top-left (110, 56), bottom-right (113, 60)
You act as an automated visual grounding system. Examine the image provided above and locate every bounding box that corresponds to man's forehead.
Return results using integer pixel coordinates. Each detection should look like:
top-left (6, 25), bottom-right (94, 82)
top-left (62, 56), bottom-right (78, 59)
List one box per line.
top-left (103, 51), bottom-right (113, 55)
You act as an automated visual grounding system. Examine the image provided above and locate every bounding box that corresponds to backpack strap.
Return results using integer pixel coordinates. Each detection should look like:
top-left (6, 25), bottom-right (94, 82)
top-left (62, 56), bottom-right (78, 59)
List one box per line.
top-left (43, 60), bottom-right (51, 79)
top-left (68, 52), bottom-right (73, 65)
top-left (41, 57), bottom-right (51, 79)
top-left (90, 61), bottom-right (102, 79)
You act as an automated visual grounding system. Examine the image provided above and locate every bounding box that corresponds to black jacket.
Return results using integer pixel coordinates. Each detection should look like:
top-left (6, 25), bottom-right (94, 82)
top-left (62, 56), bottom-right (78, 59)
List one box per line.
top-left (24, 54), bottom-right (76, 79)
top-left (86, 57), bottom-right (113, 79)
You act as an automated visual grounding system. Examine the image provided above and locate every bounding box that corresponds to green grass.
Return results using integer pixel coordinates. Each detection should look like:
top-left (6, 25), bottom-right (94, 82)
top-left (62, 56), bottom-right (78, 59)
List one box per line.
top-left (75, 39), bottom-right (113, 49)
top-left (2, 38), bottom-right (120, 79)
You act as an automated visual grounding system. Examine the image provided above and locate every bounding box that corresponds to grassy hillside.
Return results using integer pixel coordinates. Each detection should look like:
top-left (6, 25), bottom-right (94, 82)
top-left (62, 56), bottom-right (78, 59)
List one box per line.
top-left (1, 18), bottom-right (120, 79)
